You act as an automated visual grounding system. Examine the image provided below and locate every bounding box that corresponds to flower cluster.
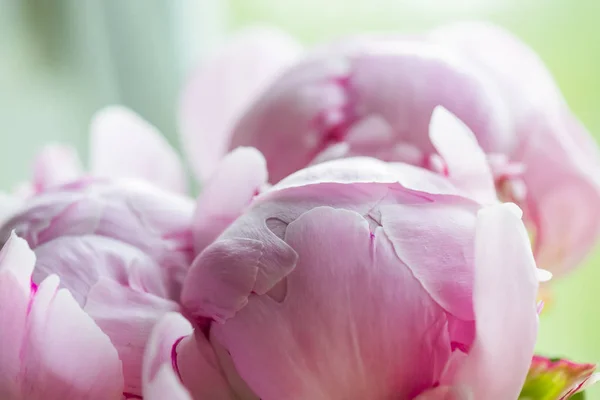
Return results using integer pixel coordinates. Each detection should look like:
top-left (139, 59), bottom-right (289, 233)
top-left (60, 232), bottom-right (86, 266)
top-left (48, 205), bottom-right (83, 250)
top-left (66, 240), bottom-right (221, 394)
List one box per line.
top-left (1, 22), bottom-right (599, 400)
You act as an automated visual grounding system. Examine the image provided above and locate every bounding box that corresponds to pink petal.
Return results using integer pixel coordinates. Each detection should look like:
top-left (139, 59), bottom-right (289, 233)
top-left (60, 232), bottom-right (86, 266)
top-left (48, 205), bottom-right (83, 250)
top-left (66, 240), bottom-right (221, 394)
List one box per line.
top-left (347, 40), bottom-right (512, 154)
top-left (193, 147), bottom-right (267, 254)
top-left (33, 235), bottom-right (170, 305)
top-left (0, 231), bottom-right (35, 286)
top-left (443, 203), bottom-right (538, 399)
top-left (0, 234), bottom-right (124, 400)
top-left (429, 107), bottom-right (496, 204)
top-left (182, 236), bottom-right (297, 323)
top-left (143, 313), bottom-right (236, 400)
top-left (84, 278), bottom-right (179, 397)
top-left (31, 144), bottom-right (83, 192)
top-left (0, 234), bottom-right (35, 397)
top-left (414, 386), bottom-right (473, 400)
top-left (89, 106), bottom-right (188, 194)
top-left (179, 27), bottom-right (302, 182)
top-left (379, 201), bottom-right (479, 323)
top-left (143, 313), bottom-right (192, 391)
top-left (271, 156), bottom-right (461, 197)
top-left (143, 366), bottom-right (192, 400)
top-left (518, 113), bottom-right (600, 275)
top-left (207, 207), bottom-right (451, 399)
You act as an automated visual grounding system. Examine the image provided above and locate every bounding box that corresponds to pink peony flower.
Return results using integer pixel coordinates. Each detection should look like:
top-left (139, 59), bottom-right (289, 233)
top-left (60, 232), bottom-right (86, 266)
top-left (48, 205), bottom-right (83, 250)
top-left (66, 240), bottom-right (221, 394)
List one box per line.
top-left (163, 157), bottom-right (543, 400)
top-left (179, 23), bottom-right (600, 276)
top-left (0, 178), bottom-right (195, 397)
top-left (427, 22), bottom-right (600, 275)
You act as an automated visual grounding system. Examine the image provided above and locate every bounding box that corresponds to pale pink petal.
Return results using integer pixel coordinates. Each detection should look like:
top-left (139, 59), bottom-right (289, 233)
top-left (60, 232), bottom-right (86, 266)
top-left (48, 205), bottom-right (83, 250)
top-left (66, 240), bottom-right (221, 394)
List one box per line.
top-left (31, 144), bottom-right (83, 192)
top-left (89, 106), bottom-right (187, 194)
top-left (0, 234), bottom-right (35, 398)
top-left (0, 231), bottom-right (35, 285)
top-left (519, 114), bottom-right (600, 275)
top-left (21, 279), bottom-right (124, 399)
top-left (0, 234), bottom-right (124, 400)
top-left (84, 278), bottom-right (179, 397)
top-left (271, 156), bottom-right (461, 196)
top-left (193, 147), bottom-right (267, 254)
top-left (179, 27), bottom-right (302, 182)
top-left (429, 107), bottom-right (496, 204)
top-left (347, 40), bottom-right (513, 154)
top-left (143, 313), bottom-right (192, 392)
top-left (443, 203), bottom-right (538, 399)
top-left (203, 207), bottom-right (451, 399)
top-left (143, 313), bottom-right (236, 400)
top-left (182, 236), bottom-right (296, 323)
top-left (144, 366), bottom-right (192, 400)
top-left (379, 202), bottom-right (478, 323)
top-left (414, 386), bottom-right (473, 400)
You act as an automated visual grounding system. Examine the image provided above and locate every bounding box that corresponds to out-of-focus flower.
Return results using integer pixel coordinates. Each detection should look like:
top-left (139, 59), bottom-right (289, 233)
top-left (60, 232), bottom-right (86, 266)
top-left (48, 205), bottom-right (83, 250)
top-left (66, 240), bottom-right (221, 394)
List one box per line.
top-left (28, 106), bottom-right (188, 196)
top-left (172, 156), bottom-right (542, 400)
top-left (0, 178), bottom-right (195, 397)
top-left (1, 105), bottom-right (190, 227)
top-left (180, 23), bottom-right (600, 277)
top-left (427, 22), bottom-right (600, 276)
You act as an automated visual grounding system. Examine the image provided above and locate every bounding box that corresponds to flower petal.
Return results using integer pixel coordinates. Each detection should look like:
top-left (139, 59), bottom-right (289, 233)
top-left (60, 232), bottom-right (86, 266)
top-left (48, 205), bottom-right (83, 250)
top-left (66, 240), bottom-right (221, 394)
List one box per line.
top-left (179, 27), bottom-right (302, 182)
top-left (143, 312), bottom-right (236, 400)
top-left (209, 207), bottom-right (451, 399)
top-left (89, 106), bottom-right (187, 194)
top-left (519, 113), bottom-right (600, 275)
top-left (443, 203), bottom-right (538, 399)
top-left (271, 156), bottom-right (461, 196)
top-left (429, 107), bottom-right (496, 204)
top-left (380, 201), bottom-right (479, 322)
top-left (193, 147), bottom-right (267, 254)
top-left (414, 386), bottom-right (473, 400)
top-left (143, 366), bottom-right (192, 400)
top-left (84, 278), bottom-right (179, 397)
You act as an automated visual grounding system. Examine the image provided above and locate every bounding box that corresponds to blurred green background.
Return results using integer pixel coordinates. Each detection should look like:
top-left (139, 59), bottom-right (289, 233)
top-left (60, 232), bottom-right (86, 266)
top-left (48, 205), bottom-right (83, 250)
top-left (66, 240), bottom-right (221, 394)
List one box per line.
top-left (1, 0), bottom-right (599, 397)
